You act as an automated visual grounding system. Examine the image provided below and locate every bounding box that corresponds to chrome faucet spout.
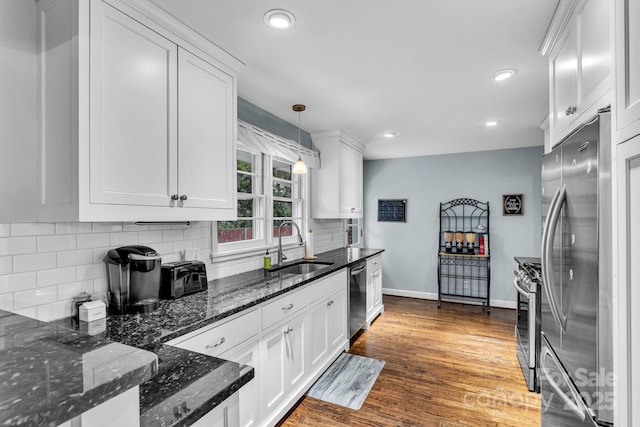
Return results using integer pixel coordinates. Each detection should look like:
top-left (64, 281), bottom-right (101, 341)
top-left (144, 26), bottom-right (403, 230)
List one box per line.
top-left (277, 221), bottom-right (304, 266)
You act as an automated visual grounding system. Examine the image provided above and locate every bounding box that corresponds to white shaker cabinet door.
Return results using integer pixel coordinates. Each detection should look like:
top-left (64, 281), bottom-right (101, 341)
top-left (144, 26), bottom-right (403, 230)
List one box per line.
top-left (615, 0), bottom-right (640, 140)
top-left (550, 16), bottom-right (578, 140)
top-left (89, 1), bottom-right (178, 207)
top-left (178, 48), bottom-right (236, 212)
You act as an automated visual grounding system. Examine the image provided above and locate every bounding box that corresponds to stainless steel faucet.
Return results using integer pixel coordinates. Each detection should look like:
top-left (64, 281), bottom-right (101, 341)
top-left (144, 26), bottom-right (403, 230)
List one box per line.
top-left (277, 221), bottom-right (304, 265)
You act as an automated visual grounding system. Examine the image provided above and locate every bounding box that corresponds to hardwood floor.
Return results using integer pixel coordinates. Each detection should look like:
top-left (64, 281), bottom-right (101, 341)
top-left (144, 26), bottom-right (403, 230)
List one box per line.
top-left (279, 296), bottom-right (540, 427)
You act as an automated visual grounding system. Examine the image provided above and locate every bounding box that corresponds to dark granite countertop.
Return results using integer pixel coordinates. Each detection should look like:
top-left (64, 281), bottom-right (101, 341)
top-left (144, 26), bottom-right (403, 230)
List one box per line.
top-left (0, 309), bottom-right (157, 426)
top-left (9, 247), bottom-right (382, 427)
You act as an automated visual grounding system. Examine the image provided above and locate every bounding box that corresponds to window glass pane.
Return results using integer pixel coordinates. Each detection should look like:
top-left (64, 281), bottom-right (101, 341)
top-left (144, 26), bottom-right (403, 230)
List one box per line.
top-left (237, 199), bottom-right (253, 218)
top-left (273, 200), bottom-right (292, 218)
top-left (274, 220), bottom-right (292, 237)
top-left (346, 218), bottom-right (360, 246)
top-left (273, 160), bottom-right (292, 180)
top-left (237, 150), bottom-right (253, 172)
top-left (273, 181), bottom-right (292, 198)
top-left (217, 219), bottom-right (254, 243)
top-left (238, 172), bottom-right (252, 194)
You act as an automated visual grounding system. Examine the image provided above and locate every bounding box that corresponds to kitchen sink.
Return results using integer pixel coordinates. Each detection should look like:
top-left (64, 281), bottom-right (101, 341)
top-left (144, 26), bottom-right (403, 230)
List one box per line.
top-left (269, 261), bottom-right (334, 276)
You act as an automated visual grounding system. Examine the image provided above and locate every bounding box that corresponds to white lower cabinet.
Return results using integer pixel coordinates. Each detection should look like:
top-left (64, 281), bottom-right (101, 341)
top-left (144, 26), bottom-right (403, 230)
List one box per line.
top-left (192, 392), bottom-right (239, 427)
top-left (260, 312), bottom-right (307, 417)
top-left (220, 340), bottom-right (260, 427)
top-left (366, 255), bottom-right (384, 326)
top-left (168, 269), bottom-right (350, 427)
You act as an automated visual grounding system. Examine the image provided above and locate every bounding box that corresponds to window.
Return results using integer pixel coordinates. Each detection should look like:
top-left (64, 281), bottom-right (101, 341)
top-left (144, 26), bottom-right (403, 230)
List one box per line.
top-left (217, 149), bottom-right (264, 245)
top-left (215, 150), bottom-right (304, 253)
top-left (272, 159), bottom-right (302, 239)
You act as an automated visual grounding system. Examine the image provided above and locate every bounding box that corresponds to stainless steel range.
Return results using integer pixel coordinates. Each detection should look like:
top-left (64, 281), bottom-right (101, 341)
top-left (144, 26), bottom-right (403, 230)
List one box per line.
top-left (513, 256), bottom-right (541, 393)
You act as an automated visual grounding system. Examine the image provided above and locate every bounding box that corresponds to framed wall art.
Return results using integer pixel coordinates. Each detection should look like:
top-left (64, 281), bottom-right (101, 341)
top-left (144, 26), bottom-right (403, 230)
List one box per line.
top-left (502, 194), bottom-right (523, 216)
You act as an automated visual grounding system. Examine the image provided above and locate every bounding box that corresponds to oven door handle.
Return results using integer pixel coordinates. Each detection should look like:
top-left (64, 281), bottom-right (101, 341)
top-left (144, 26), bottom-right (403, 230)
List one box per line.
top-left (513, 276), bottom-right (530, 298)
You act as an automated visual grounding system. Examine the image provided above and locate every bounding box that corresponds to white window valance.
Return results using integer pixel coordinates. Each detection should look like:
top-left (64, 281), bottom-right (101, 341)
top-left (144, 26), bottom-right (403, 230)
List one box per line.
top-left (238, 119), bottom-right (320, 169)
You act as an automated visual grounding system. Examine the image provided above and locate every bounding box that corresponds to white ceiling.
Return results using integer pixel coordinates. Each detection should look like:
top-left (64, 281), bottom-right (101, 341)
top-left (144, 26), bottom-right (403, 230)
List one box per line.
top-left (150, 0), bottom-right (558, 160)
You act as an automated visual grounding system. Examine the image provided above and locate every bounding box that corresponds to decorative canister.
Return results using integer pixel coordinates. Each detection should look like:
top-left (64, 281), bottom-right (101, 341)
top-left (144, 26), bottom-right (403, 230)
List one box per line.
top-left (443, 231), bottom-right (454, 252)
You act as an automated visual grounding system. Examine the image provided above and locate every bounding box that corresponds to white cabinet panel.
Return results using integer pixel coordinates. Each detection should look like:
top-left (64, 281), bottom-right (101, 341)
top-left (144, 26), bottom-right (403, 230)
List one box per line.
top-left (327, 288), bottom-right (347, 350)
top-left (308, 299), bottom-right (329, 370)
top-left (366, 255), bottom-right (384, 326)
top-left (616, 137), bottom-right (640, 427)
top-left (178, 48), bottom-right (235, 211)
top-left (311, 130), bottom-right (365, 219)
top-left (221, 340), bottom-right (259, 427)
top-left (615, 0), bottom-right (640, 140)
top-left (191, 392), bottom-right (239, 427)
top-left (89, 0), bottom-right (177, 207)
top-left (545, 0), bottom-right (611, 145)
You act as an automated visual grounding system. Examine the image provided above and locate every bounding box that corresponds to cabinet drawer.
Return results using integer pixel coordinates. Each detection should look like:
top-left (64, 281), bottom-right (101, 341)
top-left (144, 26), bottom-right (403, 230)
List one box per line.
top-left (171, 309), bottom-right (260, 357)
top-left (306, 270), bottom-right (347, 303)
top-left (262, 288), bottom-right (309, 331)
top-left (366, 255), bottom-right (382, 272)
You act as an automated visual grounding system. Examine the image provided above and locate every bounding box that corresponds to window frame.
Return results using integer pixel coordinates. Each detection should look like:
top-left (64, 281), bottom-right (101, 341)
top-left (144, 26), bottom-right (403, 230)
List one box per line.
top-left (212, 151), bottom-right (307, 258)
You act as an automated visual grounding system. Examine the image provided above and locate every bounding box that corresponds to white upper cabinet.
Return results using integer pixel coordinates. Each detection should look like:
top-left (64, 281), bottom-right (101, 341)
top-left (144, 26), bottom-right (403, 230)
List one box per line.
top-left (311, 130), bottom-right (365, 219)
top-left (614, 0), bottom-right (640, 142)
top-left (29, 0), bottom-right (242, 222)
top-left (542, 0), bottom-right (611, 146)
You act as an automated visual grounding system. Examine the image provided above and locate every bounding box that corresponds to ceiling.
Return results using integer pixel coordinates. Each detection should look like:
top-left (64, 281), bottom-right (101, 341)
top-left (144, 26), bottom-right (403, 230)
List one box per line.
top-left (150, 0), bottom-right (558, 160)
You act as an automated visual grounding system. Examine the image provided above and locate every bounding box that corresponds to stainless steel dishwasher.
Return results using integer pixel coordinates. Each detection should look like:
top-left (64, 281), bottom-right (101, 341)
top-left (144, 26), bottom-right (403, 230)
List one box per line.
top-left (348, 260), bottom-right (367, 339)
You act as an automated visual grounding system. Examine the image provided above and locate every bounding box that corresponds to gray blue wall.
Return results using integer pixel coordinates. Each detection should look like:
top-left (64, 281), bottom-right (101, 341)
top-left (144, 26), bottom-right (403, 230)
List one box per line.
top-left (363, 146), bottom-right (543, 307)
top-left (238, 98), bottom-right (312, 148)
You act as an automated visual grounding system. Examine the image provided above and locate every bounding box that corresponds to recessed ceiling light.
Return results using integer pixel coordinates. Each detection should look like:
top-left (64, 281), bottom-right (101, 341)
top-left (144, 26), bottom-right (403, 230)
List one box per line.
top-left (382, 131), bottom-right (397, 138)
top-left (491, 69), bottom-right (517, 81)
top-left (485, 120), bottom-right (499, 127)
top-left (264, 9), bottom-right (296, 30)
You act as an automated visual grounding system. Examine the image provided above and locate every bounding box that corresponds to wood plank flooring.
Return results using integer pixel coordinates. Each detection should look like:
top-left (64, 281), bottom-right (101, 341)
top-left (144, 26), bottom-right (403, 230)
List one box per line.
top-left (279, 296), bottom-right (540, 427)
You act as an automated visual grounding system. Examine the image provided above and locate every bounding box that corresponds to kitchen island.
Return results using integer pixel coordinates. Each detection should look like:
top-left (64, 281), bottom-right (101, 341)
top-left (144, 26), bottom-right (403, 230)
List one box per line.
top-left (2, 247), bottom-right (382, 426)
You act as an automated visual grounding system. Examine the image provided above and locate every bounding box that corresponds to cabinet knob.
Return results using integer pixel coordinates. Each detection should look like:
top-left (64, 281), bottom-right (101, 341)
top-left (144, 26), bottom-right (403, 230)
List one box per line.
top-left (565, 105), bottom-right (577, 116)
top-left (179, 194), bottom-right (188, 201)
top-left (171, 194), bottom-right (179, 200)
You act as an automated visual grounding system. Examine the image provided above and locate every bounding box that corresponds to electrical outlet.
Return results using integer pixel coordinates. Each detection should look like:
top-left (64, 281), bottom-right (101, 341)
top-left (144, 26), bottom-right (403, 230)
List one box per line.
top-left (463, 280), bottom-right (470, 290)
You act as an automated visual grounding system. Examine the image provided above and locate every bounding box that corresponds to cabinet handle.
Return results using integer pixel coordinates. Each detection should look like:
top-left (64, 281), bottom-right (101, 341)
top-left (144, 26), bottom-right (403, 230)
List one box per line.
top-left (327, 299), bottom-right (334, 306)
top-left (171, 194), bottom-right (179, 200)
top-left (179, 194), bottom-right (188, 201)
top-left (205, 337), bottom-right (226, 350)
top-left (284, 326), bottom-right (293, 334)
top-left (565, 105), bottom-right (577, 116)
top-left (282, 303), bottom-right (294, 311)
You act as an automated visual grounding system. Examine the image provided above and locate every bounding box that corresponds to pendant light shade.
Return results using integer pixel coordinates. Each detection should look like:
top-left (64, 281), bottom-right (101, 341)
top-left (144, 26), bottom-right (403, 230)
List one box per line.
top-left (292, 104), bottom-right (307, 174)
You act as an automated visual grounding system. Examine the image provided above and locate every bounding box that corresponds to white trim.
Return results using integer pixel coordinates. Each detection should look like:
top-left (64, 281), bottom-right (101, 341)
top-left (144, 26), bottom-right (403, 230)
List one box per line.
top-left (381, 288), bottom-right (517, 310)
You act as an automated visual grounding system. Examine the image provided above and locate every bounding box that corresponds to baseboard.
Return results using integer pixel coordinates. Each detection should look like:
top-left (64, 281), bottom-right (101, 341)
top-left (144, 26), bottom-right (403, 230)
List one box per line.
top-left (381, 288), bottom-right (516, 310)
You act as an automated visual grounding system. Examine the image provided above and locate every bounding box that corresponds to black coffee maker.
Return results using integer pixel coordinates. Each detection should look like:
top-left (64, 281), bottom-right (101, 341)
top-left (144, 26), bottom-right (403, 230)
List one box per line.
top-left (104, 245), bottom-right (162, 314)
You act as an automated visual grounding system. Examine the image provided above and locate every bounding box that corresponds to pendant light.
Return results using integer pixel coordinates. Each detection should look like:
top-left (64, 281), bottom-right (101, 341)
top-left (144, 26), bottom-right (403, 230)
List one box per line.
top-left (292, 104), bottom-right (308, 174)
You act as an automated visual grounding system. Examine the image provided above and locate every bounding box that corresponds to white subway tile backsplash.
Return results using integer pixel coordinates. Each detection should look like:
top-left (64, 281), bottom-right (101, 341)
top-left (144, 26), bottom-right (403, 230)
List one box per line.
top-left (162, 230), bottom-right (184, 242)
top-left (0, 273), bottom-right (36, 293)
top-left (0, 293), bottom-right (13, 311)
top-left (77, 233), bottom-right (110, 249)
top-left (0, 218), bottom-right (336, 321)
top-left (0, 257), bottom-right (12, 275)
top-left (92, 223), bottom-right (123, 233)
top-left (183, 228), bottom-right (202, 240)
top-left (77, 263), bottom-right (104, 281)
top-left (13, 253), bottom-right (57, 273)
top-left (55, 223), bottom-right (92, 235)
top-left (14, 286), bottom-right (57, 310)
top-left (138, 231), bottom-right (163, 244)
top-left (110, 232), bottom-right (139, 247)
top-left (11, 223), bottom-right (55, 236)
top-left (37, 267), bottom-right (77, 287)
top-left (58, 249), bottom-right (94, 267)
top-left (37, 235), bottom-right (76, 252)
top-left (37, 301), bottom-right (71, 322)
top-left (0, 237), bottom-right (37, 256)
top-left (57, 280), bottom-right (94, 301)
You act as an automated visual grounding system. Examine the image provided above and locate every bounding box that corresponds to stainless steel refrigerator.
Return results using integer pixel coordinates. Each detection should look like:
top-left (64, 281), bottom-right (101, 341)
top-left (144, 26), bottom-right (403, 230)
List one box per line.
top-left (540, 111), bottom-right (613, 426)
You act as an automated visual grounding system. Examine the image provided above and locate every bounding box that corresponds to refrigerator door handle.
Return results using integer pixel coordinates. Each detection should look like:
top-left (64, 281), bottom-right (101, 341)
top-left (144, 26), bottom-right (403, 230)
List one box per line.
top-left (541, 184), bottom-right (567, 331)
top-left (540, 344), bottom-right (589, 422)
